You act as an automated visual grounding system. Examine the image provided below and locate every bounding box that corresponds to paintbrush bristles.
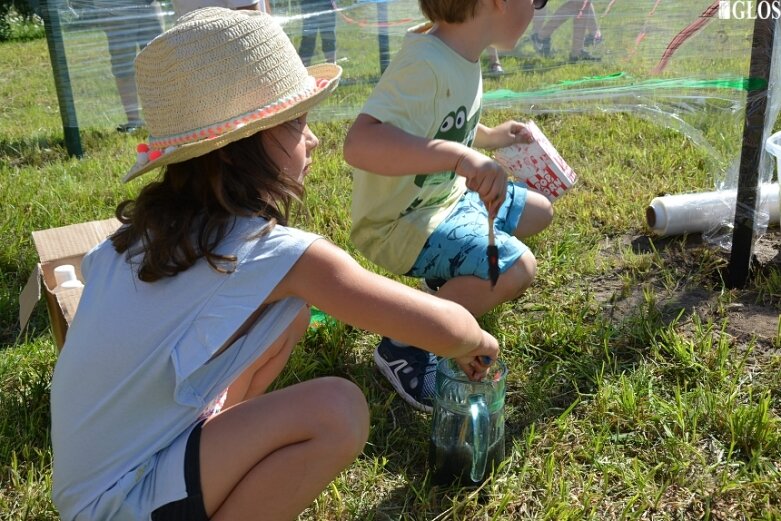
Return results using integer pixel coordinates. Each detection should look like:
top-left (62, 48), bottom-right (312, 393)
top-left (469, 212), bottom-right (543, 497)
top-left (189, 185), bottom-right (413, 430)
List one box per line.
top-left (487, 216), bottom-right (499, 288)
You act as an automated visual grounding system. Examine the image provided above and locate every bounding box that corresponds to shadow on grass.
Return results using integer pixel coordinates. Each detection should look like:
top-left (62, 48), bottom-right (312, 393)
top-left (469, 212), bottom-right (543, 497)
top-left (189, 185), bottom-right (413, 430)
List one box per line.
top-left (0, 128), bottom-right (133, 168)
top-left (0, 134), bottom-right (70, 167)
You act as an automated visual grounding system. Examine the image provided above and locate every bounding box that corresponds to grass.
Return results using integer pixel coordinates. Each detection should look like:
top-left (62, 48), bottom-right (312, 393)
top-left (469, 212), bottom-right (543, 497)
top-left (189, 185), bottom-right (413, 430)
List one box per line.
top-left (2, 4), bottom-right (781, 520)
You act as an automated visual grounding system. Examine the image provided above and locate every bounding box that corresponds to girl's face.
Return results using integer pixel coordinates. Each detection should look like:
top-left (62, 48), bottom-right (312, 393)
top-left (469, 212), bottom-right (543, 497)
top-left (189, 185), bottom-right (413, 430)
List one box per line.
top-left (262, 114), bottom-right (319, 183)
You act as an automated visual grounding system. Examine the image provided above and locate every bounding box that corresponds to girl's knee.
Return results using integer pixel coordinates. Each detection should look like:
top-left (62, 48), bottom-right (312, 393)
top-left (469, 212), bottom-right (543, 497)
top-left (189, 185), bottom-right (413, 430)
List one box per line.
top-left (314, 377), bottom-right (370, 453)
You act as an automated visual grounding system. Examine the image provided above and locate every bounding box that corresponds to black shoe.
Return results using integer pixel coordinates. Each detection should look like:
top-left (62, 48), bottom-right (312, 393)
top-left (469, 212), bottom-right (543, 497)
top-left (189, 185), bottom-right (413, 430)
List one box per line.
top-left (569, 50), bottom-right (601, 63)
top-left (116, 121), bottom-right (144, 133)
top-left (584, 33), bottom-right (603, 48)
top-left (422, 278), bottom-right (446, 292)
top-left (374, 337), bottom-right (437, 413)
top-left (485, 62), bottom-right (505, 77)
top-left (531, 33), bottom-right (552, 57)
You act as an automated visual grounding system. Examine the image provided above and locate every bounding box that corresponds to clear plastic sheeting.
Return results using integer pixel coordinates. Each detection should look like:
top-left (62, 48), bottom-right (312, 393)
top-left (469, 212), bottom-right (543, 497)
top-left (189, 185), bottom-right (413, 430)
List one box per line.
top-left (769, 130), bottom-right (781, 177)
top-left (39, 0), bottom-right (780, 247)
top-left (41, 0), bottom-right (169, 130)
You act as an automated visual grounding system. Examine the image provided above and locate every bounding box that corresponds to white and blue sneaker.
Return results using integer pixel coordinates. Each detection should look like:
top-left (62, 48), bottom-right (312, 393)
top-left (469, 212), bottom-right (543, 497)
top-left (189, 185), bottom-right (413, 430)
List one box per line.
top-left (530, 33), bottom-right (552, 57)
top-left (374, 337), bottom-right (438, 413)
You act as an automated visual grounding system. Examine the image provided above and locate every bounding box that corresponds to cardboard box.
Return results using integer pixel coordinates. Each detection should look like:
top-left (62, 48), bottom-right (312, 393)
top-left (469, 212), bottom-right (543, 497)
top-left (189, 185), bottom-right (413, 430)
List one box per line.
top-left (493, 120), bottom-right (577, 202)
top-left (19, 218), bottom-right (121, 351)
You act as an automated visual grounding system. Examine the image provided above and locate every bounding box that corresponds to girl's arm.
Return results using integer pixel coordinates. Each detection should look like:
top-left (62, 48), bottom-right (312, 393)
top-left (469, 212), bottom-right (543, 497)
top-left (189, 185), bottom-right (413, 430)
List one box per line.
top-left (270, 239), bottom-right (499, 372)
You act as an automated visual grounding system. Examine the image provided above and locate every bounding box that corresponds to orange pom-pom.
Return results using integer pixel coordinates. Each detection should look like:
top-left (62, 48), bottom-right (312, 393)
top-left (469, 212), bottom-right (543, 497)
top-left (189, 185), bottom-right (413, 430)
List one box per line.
top-left (149, 150), bottom-right (163, 161)
top-left (136, 143), bottom-right (150, 153)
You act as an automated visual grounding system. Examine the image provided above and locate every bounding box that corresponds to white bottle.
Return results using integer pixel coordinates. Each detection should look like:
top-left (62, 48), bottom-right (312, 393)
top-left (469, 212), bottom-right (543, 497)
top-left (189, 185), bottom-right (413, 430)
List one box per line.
top-left (53, 264), bottom-right (84, 293)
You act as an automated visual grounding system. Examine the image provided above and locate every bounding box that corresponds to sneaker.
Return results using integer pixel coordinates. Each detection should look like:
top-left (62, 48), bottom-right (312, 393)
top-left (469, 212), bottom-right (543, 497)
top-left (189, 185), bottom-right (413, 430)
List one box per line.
top-left (116, 121), bottom-right (144, 133)
top-left (569, 50), bottom-right (601, 63)
top-left (530, 33), bottom-right (552, 57)
top-left (421, 277), bottom-right (446, 293)
top-left (485, 62), bottom-right (505, 77)
top-left (374, 337), bottom-right (437, 413)
top-left (584, 32), bottom-right (603, 48)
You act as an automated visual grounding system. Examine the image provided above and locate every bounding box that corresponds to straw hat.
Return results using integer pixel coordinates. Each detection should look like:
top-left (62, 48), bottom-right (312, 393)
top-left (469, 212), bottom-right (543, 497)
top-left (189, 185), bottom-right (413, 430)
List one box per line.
top-left (124, 7), bottom-right (342, 182)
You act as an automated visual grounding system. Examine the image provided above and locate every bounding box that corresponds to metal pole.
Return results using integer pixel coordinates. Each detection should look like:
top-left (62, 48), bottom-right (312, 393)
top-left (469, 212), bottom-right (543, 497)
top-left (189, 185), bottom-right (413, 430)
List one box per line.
top-left (40, 0), bottom-right (83, 158)
top-left (376, 0), bottom-right (390, 74)
top-left (727, 2), bottom-right (776, 288)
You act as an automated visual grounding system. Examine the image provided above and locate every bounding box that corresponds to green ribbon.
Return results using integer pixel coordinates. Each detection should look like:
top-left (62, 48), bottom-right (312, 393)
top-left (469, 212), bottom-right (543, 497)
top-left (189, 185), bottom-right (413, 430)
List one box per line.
top-left (483, 74), bottom-right (767, 101)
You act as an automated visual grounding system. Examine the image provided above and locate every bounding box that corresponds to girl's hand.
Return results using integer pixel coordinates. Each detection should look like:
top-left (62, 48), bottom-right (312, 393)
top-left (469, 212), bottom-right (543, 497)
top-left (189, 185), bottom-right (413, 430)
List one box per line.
top-left (454, 149), bottom-right (508, 217)
top-left (454, 330), bottom-right (500, 381)
top-left (482, 120), bottom-right (533, 150)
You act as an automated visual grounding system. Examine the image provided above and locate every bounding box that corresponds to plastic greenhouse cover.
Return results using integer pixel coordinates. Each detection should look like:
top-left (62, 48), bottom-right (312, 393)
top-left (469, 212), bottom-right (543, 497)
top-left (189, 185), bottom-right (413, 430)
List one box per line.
top-left (37, 0), bottom-right (780, 248)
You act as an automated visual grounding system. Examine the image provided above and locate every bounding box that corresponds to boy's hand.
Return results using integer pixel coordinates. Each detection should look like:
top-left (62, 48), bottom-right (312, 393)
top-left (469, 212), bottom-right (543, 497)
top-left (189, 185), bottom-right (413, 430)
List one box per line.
top-left (454, 149), bottom-right (508, 217)
top-left (455, 330), bottom-right (500, 381)
top-left (480, 120), bottom-right (533, 150)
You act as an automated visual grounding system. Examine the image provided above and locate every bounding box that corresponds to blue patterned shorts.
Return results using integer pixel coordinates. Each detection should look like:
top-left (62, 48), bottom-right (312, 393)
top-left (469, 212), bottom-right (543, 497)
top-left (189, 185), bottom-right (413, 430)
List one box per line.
top-left (407, 183), bottom-right (529, 281)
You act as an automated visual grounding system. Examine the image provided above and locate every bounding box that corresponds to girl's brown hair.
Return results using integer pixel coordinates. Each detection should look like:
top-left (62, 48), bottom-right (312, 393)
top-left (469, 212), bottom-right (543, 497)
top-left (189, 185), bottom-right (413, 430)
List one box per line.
top-left (111, 126), bottom-right (303, 282)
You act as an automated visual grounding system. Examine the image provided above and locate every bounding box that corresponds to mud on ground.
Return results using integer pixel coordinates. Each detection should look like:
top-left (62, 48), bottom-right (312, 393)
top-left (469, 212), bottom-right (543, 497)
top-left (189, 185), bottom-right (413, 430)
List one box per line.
top-left (594, 230), bottom-right (781, 375)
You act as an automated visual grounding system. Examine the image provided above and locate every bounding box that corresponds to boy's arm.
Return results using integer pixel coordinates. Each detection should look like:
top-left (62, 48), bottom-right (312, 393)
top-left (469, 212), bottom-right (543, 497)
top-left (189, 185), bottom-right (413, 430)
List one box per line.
top-left (344, 114), bottom-right (509, 215)
top-left (473, 121), bottom-right (532, 150)
top-left (344, 113), bottom-right (468, 176)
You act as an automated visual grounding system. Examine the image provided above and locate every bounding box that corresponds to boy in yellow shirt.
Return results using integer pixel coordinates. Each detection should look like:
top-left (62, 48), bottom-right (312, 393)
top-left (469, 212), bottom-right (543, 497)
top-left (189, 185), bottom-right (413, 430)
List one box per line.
top-left (344, 0), bottom-right (553, 411)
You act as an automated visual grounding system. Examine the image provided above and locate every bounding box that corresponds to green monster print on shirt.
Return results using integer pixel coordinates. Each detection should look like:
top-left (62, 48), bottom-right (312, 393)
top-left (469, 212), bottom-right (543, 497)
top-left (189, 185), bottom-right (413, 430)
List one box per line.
top-left (405, 105), bottom-right (480, 213)
top-left (414, 105), bottom-right (479, 188)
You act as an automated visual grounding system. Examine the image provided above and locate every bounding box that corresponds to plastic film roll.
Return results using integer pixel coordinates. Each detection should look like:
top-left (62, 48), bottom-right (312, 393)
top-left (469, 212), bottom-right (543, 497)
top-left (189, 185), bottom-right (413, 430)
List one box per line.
top-left (646, 184), bottom-right (781, 237)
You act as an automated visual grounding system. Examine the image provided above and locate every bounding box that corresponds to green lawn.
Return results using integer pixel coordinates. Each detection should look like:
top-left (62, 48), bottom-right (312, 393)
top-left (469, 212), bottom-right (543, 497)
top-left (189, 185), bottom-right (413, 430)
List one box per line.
top-left (2, 4), bottom-right (781, 520)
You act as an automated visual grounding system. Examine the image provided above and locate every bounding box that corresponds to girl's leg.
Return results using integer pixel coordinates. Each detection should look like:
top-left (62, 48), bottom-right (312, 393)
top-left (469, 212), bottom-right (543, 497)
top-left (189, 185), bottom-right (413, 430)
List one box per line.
top-left (224, 306), bottom-right (310, 407)
top-left (298, 15), bottom-right (318, 66)
top-left (485, 46), bottom-right (503, 75)
top-left (537, 0), bottom-right (584, 39)
top-left (200, 377), bottom-right (370, 521)
top-left (586, 2), bottom-right (600, 36)
top-left (532, 4), bottom-right (548, 34)
top-left (320, 11), bottom-right (337, 63)
top-left (569, 1), bottom-right (596, 57)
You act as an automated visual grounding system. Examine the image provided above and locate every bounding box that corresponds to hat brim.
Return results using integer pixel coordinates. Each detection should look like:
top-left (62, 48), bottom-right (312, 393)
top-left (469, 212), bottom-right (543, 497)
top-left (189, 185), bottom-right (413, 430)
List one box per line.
top-left (123, 63), bottom-right (342, 183)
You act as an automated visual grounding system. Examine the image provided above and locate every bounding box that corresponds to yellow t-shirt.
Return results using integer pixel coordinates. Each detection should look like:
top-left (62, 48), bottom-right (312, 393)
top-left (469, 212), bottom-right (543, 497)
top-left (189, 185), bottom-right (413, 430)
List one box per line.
top-left (350, 23), bottom-right (483, 274)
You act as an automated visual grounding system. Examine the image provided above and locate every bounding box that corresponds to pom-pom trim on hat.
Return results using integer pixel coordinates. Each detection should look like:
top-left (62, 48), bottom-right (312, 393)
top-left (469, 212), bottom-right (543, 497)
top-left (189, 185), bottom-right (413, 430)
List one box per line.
top-left (149, 77), bottom-right (320, 150)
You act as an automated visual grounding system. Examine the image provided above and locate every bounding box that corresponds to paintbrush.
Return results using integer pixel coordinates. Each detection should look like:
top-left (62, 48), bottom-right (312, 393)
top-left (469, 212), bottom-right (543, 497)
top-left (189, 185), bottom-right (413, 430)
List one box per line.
top-left (487, 215), bottom-right (499, 289)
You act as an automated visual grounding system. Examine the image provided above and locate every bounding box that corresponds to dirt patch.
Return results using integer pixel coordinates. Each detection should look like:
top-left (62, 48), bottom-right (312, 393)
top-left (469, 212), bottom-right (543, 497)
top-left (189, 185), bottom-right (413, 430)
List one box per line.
top-left (592, 230), bottom-right (781, 363)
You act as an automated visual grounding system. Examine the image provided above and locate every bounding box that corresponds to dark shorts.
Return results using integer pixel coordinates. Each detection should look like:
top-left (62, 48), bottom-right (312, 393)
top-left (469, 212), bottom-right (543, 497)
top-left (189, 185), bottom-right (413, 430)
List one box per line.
top-left (151, 420), bottom-right (209, 521)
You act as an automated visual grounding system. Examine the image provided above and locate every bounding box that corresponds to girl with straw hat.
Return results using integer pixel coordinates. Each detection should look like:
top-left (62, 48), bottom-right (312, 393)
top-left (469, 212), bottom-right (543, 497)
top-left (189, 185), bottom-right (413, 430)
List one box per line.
top-left (49, 7), bottom-right (499, 521)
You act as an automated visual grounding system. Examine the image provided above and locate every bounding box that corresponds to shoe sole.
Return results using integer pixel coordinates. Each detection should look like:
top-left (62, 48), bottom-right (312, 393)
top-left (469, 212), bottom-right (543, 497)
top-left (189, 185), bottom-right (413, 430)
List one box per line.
top-left (373, 349), bottom-right (434, 413)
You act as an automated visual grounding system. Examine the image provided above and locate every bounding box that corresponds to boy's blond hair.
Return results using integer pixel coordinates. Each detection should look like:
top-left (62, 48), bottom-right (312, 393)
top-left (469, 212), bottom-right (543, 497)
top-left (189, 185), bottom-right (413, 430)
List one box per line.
top-left (419, 0), bottom-right (480, 23)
